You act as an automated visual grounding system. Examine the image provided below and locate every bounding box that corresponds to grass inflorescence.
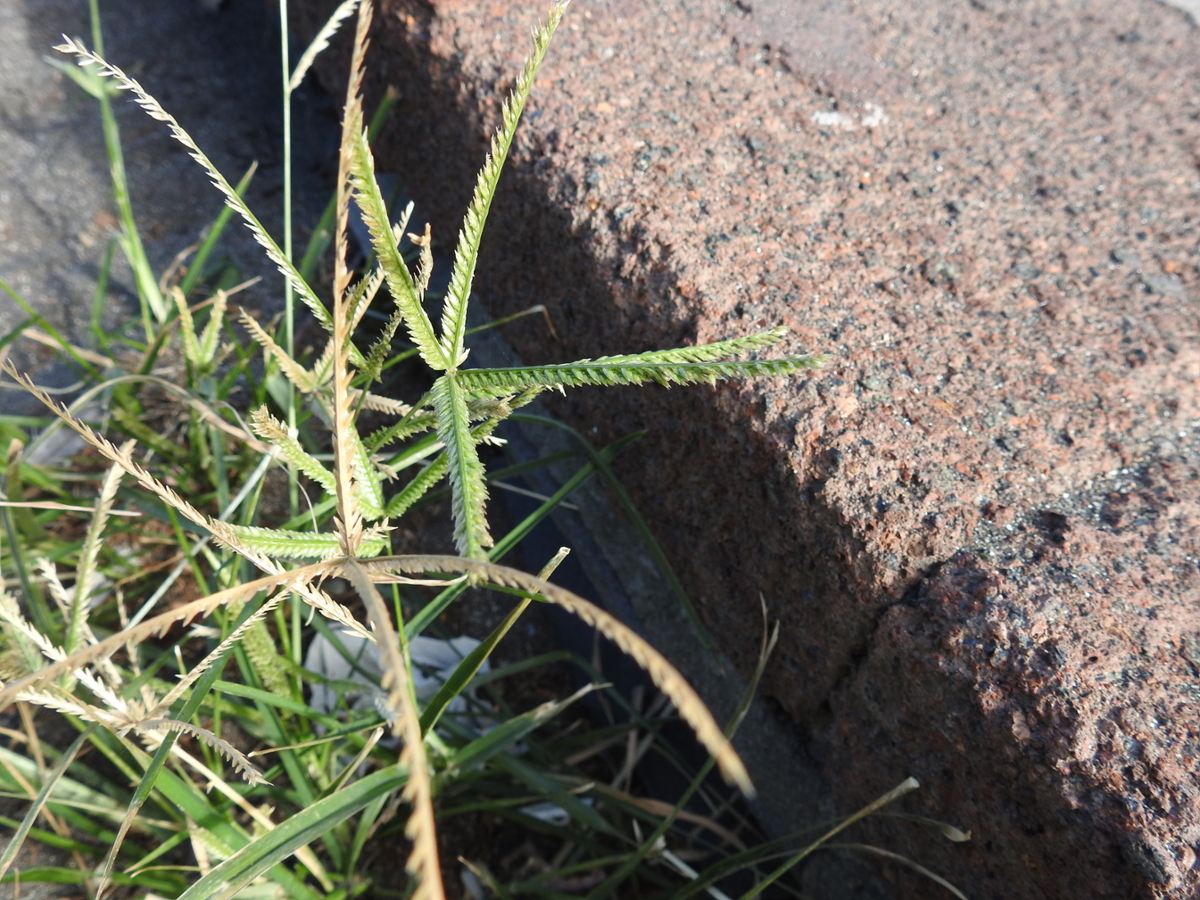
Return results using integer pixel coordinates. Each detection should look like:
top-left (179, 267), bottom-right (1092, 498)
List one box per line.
top-left (0, 1), bottom-right (972, 898)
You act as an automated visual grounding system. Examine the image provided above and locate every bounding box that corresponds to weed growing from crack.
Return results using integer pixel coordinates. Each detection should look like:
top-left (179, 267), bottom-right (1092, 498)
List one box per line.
top-left (0, 1), bottom-right (971, 897)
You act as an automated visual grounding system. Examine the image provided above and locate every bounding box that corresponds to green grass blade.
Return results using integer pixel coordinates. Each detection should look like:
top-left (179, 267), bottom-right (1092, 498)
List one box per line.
top-left (179, 163), bottom-right (257, 298)
top-left (439, 1), bottom-right (567, 365)
top-left (420, 549), bottom-right (566, 736)
top-left (491, 753), bottom-right (619, 837)
top-left (86, 0), bottom-right (166, 330)
top-left (0, 317), bottom-right (36, 358)
top-left (347, 788), bottom-right (390, 875)
top-left (214, 680), bottom-right (341, 721)
top-left (90, 238), bottom-right (116, 352)
top-left (1, 467), bottom-right (56, 643)
top-left (0, 278), bottom-right (101, 381)
top-left (464, 650), bottom-right (574, 690)
top-left (0, 866), bottom-right (181, 892)
top-left (419, 598), bottom-right (523, 736)
top-left (821, 844), bottom-right (969, 900)
top-left (735, 779), bottom-right (921, 900)
top-left (174, 764), bottom-right (408, 900)
top-left (0, 725), bottom-right (95, 882)
top-left (94, 725), bottom-right (182, 898)
top-left (0, 816), bottom-right (108, 857)
top-left (0, 746), bottom-right (125, 819)
top-left (298, 195), bottom-right (336, 285)
top-left (446, 684), bottom-right (594, 773)
top-left (404, 433), bottom-right (636, 638)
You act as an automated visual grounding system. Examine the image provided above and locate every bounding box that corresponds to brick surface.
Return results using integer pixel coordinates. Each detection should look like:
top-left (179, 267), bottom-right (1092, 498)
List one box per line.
top-left (295, 0), bottom-right (1200, 895)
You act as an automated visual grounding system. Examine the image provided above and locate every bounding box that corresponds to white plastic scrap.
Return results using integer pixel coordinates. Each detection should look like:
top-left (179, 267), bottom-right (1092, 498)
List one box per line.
top-left (516, 797), bottom-right (594, 828)
top-left (460, 866), bottom-right (486, 900)
top-left (303, 628), bottom-right (488, 722)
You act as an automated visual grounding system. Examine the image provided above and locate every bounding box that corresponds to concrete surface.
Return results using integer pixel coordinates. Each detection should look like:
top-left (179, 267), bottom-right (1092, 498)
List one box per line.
top-left (290, 0), bottom-right (1200, 897)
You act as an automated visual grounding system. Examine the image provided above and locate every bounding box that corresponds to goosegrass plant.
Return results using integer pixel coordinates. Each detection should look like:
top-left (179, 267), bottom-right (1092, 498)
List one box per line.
top-left (0, 0), bottom-right (972, 897)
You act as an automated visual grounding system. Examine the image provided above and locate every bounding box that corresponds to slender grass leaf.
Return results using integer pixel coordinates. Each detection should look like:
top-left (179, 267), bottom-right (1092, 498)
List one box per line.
top-left (0, 725), bottom-right (95, 882)
top-left (0, 866), bottom-right (180, 892)
top-left (734, 779), bottom-right (921, 900)
top-left (420, 548), bottom-right (565, 736)
top-left (0, 746), bottom-right (124, 818)
top-left (823, 843), bottom-right (969, 900)
top-left (491, 754), bottom-right (618, 838)
top-left (180, 164), bottom-right (257, 298)
top-left (447, 684), bottom-right (596, 773)
top-left (173, 765), bottom-right (408, 900)
top-left (0, 278), bottom-right (101, 380)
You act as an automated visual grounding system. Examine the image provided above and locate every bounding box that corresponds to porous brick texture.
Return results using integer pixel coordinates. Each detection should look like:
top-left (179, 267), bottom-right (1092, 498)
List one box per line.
top-left (295, 0), bottom-right (1200, 896)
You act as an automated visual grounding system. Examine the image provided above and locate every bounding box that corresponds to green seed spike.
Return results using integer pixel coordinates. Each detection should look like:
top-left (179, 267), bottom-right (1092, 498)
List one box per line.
top-left (439, 1), bottom-right (569, 368)
top-left (431, 375), bottom-right (492, 559)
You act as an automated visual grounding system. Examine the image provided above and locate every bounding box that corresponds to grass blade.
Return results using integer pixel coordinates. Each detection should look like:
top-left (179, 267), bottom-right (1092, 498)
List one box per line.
top-left (446, 684), bottom-right (597, 773)
top-left (0, 278), bottom-right (101, 381)
top-left (0, 725), bottom-right (95, 882)
top-left (736, 778), bottom-right (922, 900)
top-left (360, 555), bottom-right (753, 795)
top-left (174, 764), bottom-right (408, 900)
top-left (823, 844), bottom-right (970, 900)
top-left (179, 163), bottom-right (257, 298)
top-left (420, 548), bottom-right (568, 735)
